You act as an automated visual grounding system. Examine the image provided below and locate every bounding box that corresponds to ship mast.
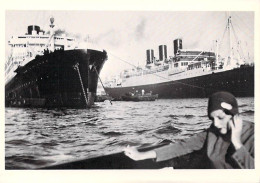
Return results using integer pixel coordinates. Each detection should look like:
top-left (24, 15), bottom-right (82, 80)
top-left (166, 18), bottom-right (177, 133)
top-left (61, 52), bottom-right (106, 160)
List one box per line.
top-left (227, 13), bottom-right (233, 66)
top-left (49, 17), bottom-right (55, 52)
top-left (215, 40), bottom-right (219, 64)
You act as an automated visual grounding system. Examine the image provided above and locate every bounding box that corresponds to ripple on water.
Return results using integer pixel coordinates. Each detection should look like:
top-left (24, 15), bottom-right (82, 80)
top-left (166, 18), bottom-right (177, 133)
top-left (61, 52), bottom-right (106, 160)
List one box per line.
top-left (101, 131), bottom-right (124, 137)
top-left (6, 139), bottom-right (32, 146)
top-left (155, 125), bottom-right (182, 134)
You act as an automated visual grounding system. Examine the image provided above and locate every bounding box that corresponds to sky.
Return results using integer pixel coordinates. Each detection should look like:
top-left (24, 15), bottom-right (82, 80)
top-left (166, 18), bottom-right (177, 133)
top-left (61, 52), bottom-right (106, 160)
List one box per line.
top-left (5, 11), bottom-right (255, 80)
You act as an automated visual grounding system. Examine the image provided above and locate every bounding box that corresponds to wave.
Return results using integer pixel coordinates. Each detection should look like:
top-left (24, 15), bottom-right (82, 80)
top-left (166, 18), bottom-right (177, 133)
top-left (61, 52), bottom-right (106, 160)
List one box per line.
top-left (91, 117), bottom-right (103, 121)
top-left (183, 115), bottom-right (194, 119)
top-left (84, 122), bottom-right (97, 126)
top-left (116, 141), bottom-right (141, 147)
top-left (40, 132), bottom-right (50, 137)
top-left (59, 140), bottom-right (77, 144)
top-left (58, 124), bottom-right (77, 129)
top-left (5, 123), bottom-right (15, 126)
top-left (185, 128), bottom-right (206, 132)
top-left (106, 140), bottom-right (119, 146)
top-left (177, 105), bottom-right (206, 109)
top-left (174, 122), bottom-right (189, 126)
top-left (191, 121), bottom-right (207, 125)
top-left (167, 114), bottom-right (195, 119)
top-left (158, 139), bottom-right (173, 144)
top-left (114, 117), bottom-right (125, 120)
top-left (6, 139), bottom-right (31, 146)
top-left (79, 117), bottom-right (104, 126)
top-left (136, 129), bottom-right (150, 134)
top-left (101, 131), bottom-right (124, 137)
top-left (102, 118), bottom-right (113, 120)
top-left (5, 155), bottom-right (55, 168)
top-left (162, 120), bottom-right (172, 125)
top-left (241, 110), bottom-right (254, 114)
top-left (155, 125), bottom-right (181, 134)
top-left (39, 142), bottom-right (59, 148)
top-left (77, 142), bottom-right (94, 146)
top-left (168, 115), bottom-right (179, 119)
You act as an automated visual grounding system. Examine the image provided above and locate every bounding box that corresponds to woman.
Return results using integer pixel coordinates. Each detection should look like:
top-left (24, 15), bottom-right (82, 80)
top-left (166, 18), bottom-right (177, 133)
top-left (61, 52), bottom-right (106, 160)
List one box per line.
top-left (123, 91), bottom-right (254, 169)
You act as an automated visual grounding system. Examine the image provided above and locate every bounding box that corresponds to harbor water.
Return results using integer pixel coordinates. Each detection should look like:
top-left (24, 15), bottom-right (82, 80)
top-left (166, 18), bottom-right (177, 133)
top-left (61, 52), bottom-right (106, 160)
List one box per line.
top-left (5, 98), bottom-right (254, 169)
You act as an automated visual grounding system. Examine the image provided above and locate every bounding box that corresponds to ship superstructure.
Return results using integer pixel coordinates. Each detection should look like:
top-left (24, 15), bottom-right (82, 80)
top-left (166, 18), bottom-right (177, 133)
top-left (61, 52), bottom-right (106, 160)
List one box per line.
top-left (5, 18), bottom-right (79, 82)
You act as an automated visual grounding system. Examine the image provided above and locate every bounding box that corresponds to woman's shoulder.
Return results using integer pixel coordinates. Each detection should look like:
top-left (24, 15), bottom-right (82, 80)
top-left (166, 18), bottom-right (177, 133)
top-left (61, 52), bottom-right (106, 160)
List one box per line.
top-left (241, 120), bottom-right (254, 141)
top-left (243, 120), bottom-right (254, 130)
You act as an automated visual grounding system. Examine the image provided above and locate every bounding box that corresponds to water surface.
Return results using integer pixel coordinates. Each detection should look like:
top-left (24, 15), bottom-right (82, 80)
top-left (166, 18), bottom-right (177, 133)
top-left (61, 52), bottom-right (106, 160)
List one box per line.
top-left (5, 98), bottom-right (254, 169)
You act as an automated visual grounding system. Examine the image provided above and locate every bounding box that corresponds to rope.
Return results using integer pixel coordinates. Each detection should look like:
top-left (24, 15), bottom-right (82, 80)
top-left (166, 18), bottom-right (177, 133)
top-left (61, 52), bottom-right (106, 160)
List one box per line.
top-left (218, 23), bottom-right (228, 52)
top-left (231, 23), bottom-right (245, 60)
top-left (232, 14), bottom-right (253, 40)
top-left (74, 63), bottom-right (88, 107)
top-left (93, 66), bottom-right (112, 105)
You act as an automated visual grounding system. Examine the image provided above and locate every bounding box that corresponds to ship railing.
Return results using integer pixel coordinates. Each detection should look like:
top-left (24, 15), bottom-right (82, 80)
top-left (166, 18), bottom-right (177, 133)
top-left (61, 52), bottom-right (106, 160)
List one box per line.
top-left (123, 66), bottom-right (169, 79)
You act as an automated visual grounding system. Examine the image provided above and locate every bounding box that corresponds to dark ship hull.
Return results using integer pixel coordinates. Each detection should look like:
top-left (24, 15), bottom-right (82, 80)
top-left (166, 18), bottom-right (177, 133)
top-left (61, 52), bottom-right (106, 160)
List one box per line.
top-left (5, 49), bottom-right (107, 108)
top-left (105, 66), bottom-right (254, 99)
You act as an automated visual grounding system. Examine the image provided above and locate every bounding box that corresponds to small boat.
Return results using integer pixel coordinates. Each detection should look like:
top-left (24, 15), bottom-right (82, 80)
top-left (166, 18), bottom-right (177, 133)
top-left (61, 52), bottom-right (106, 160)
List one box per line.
top-left (121, 92), bottom-right (158, 102)
top-left (38, 141), bottom-right (206, 169)
top-left (95, 94), bottom-right (114, 102)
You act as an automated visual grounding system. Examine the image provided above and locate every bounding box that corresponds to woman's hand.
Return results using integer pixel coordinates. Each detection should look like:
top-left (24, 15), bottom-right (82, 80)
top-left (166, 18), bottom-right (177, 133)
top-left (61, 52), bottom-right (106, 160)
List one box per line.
top-left (229, 114), bottom-right (243, 150)
top-left (123, 145), bottom-right (156, 161)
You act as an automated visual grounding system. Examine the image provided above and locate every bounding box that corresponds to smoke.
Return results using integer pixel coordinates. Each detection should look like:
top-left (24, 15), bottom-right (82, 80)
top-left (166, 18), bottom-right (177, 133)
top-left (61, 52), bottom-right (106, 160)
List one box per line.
top-left (95, 18), bottom-right (148, 48)
top-left (185, 40), bottom-right (199, 49)
top-left (45, 28), bottom-right (82, 40)
top-left (134, 18), bottom-right (147, 41)
top-left (54, 29), bottom-right (66, 36)
top-left (95, 29), bottom-right (121, 48)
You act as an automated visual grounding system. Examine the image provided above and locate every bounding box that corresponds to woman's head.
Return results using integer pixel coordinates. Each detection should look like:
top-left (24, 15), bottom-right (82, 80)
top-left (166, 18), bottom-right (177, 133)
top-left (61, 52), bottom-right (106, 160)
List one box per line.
top-left (208, 92), bottom-right (239, 134)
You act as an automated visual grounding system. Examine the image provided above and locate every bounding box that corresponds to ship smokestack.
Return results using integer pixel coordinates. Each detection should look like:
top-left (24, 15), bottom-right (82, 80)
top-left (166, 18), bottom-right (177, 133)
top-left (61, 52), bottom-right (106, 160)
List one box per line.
top-left (173, 39), bottom-right (182, 55)
top-left (27, 25), bottom-right (40, 35)
top-left (159, 45), bottom-right (167, 61)
top-left (146, 49), bottom-right (154, 65)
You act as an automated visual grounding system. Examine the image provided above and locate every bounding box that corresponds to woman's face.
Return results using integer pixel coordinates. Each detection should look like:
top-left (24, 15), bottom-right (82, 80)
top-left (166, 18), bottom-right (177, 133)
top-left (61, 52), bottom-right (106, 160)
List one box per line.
top-left (210, 109), bottom-right (233, 134)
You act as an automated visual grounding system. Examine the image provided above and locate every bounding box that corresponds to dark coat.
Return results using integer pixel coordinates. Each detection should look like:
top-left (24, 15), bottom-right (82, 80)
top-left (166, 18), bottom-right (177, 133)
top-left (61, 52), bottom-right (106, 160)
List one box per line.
top-left (154, 120), bottom-right (254, 169)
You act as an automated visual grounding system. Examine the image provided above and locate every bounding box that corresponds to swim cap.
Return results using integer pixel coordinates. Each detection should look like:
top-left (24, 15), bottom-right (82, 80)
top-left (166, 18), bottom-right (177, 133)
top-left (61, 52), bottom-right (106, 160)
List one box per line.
top-left (208, 91), bottom-right (238, 119)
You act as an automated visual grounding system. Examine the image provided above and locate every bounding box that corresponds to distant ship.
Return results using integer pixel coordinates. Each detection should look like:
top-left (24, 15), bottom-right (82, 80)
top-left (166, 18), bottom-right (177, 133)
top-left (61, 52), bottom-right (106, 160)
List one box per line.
top-left (104, 15), bottom-right (254, 99)
top-left (5, 17), bottom-right (108, 108)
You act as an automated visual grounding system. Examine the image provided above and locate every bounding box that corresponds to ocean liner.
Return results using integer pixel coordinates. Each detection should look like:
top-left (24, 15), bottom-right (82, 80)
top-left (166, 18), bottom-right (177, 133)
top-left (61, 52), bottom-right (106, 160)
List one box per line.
top-left (104, 15), bottom-right (254, 99)
top-left (5, 17), bottom-right (108, 108)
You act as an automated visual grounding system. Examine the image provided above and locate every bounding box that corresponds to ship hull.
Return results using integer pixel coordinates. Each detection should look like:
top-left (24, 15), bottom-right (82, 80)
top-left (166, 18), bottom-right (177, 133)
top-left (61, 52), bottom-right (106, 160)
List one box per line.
top-left (5, 49), bottom-right (107, 108)
top-left (39, 142), bottom-right (211, 169)
top-left (105, 66), bottom-right (254, 99)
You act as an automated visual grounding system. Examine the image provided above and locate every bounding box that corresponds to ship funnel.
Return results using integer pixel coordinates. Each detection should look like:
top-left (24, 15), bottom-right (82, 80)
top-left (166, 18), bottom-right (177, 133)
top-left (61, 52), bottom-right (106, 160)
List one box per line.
top-left (173, 39), bottom-right (182, 55)
top-left (27, 25), bottom-right (40, 35)
top-left (146, 49), bottom-right (154, 65)
top-left (159, 45), bottom-right (167, 61)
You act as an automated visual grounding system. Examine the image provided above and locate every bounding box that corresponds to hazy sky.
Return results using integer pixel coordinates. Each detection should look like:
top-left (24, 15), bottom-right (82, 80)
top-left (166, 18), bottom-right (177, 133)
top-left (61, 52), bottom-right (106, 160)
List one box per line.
top-left (5, 11), bottom-right (254, 79)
